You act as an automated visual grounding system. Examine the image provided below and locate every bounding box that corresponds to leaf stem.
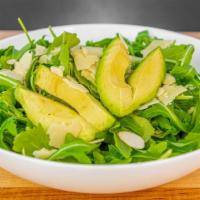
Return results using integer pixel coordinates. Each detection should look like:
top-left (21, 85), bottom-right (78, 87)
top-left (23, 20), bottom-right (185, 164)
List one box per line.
top-left (18, 18), bottom-right (33, 45)
top-left (48, 26), bottom-right (57, 39)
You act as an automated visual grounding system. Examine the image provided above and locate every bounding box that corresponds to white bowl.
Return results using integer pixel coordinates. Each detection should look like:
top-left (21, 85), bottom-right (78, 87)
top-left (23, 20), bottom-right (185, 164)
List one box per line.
top-left (0, 24), bottom-right (200, 194)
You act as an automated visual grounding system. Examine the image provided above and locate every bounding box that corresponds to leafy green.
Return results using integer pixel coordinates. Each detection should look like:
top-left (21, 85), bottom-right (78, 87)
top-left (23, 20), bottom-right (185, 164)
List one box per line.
top-left (0, 74), bottom-right (20, 89)
top-left (14, 44), bottom-right (32, 61)
top-left (113, 133), bottom-right (132, 158)
top-left (93, 151), bottom-right (106, 164)
top-left (13, 125), bottom-right (49, 156)
top-left (120, 115), bottom-right (154, 141)
top-left (36, 36), bottom-right (50, 48)
top-left (132, 140), bottom-right (170, 162)
top-left (104, 144), bottom-right (132, 164)
top-left (0, 117), bottom-right (17, 150)
top-left (139, 103), bottom-right (188, 132)
top-left (48, 134), bottom-right (97, 164)
top-left (49, 32), bottom-right (80, 50)
top-left (163, 44), bottom-right (194, 66)
top-left (0, 46), bottom-right (17, 69)
top-left (0, 28), bottom-right (199, 165)
top-left (129, 31), bottom-right (154, 56)
top-left (59, 44), bottom-right (72, 76)
top-left (86, 38), bottom-right (113, 48)
top-left (171, 64), bottom-right (199, 86)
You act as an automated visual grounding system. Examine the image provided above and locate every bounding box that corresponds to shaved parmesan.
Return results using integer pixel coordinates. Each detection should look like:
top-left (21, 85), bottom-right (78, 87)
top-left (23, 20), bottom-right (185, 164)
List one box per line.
top-left (142, 40), bottom-right (174, 57)
top-left (138, 98), bottom-right (160, 110)
top-left (163, 74), bottom-right (176, 85)
top-left (71, 46), bottom-right (102, 71)
top-left (33, 148), bottom-right (56, 159)
top-left (13, 51), bottom-right (32, 81)
top-left (157, 84), bottom-right (187, 105)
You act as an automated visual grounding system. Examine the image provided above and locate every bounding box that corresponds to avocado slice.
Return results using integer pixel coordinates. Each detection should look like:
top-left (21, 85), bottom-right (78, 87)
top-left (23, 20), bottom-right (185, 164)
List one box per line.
top-left (128, 47), bottom-right (165, 106)
top-left (35, 66), bottom-right (115, 131)
top-left (15, 87), bottom-right (96, 148)
top-left (96, 37), bottom-right (165, 117)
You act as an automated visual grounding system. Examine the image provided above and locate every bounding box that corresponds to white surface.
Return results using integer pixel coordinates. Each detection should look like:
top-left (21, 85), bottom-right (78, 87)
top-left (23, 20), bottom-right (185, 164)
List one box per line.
top-left (0, 24), bottom-right (200, 194)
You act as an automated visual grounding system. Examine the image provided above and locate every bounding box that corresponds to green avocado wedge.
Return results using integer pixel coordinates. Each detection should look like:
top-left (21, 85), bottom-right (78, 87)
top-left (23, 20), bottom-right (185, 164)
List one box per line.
top-left (128, 47), bottom-right (165, 107)
top-left (35, 66), bottom-right (115, 132)
top-left (15, 87), bottom-right (96, 148)
top-left (96, 37), bottom-right (165, 117)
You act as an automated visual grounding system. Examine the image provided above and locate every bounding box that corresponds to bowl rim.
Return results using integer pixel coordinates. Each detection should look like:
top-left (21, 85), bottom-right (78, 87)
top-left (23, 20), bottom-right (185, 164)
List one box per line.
top-left (0, 23), bottom-right (200, 169)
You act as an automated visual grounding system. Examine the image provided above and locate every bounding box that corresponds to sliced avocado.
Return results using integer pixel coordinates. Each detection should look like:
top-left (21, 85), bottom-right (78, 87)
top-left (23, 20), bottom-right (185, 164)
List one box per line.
top-left (35, 66), bottom-right (115, 131)
top-left (96, 37), bottom-right (165, 117)
top-left (128, 47), bottom-right (165, 106)
top-left (96, 37), bottom-right (133, 117)
top-left (15, 87), bottom-right (96, 148)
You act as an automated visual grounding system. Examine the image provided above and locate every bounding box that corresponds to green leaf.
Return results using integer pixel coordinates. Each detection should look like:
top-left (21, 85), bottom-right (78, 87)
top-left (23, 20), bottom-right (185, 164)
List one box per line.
top-left (49, 32), bottom-right (80, 50)
top-left (0, 89), bottom-right (16, 105)
top-left (130, 31), bottom-right (154, 56)
top-left (36, 36), bottom-right (50, 48)
top-left (14, 44), bottom-right (32, 60)
top-left (0, 74), bottom-right (20, 88)
top-left (120, 115), bottom-right (154, 142)
top-left (93, 151), bottom-right (106, 164)
top-left (13, 125), bottom-right (49, 156)
top-left (139, 103), bottom-right (188, 132)
top-left (25, 57), bottom-right (38, 91)
top-left (113, 133), bottom-right (132, 158)
top-left (86, 38), bottom-right (113, 48)
top-left (59, 44), bottom-right (71, 76)
top-left (49, 134), bottom-right (97, 163)
top-left (104, 144), bottom-right (124, 162)
top-left (0, 117), bottom-right (17, 150)
top-left (163, 44), bottom-right (194, 66)
top-left (0, 46), bottom-right (17, 69)
top-left (132, 140), bottom-right (170, 162)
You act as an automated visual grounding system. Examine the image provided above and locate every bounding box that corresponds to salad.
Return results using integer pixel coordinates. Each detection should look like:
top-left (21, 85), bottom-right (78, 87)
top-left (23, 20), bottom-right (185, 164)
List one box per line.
top-left (0, 19), bottom-right (199, 165)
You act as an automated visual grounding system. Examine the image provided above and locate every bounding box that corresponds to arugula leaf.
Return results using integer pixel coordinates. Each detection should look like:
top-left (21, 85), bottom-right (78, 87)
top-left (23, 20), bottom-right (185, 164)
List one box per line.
top-left (130, 31), bottom-right (153, 56)
top-left (113, 133), bottom-right (132, 158)
top-left (36, 36), bottom-right (50, 48)
top-left (14, 44), bottom-right (32, 61)
top-left (163, 44), bottom-right (194, 66)
top-left (139, 103), bottom-right (188, 132)
top-left (0, 46), bottom-right (17, 69)
top-left (104, 144), bottom-right (128, 163)
top-left (48, 134), bottom-right (97, 164)
top-left (25, 57), bottom-right (38, 91)
top-left (170, 64), bottom-right (199, 86)
top-left (0, 74), bottom-right (20, 89)
top-left (0, 89), bottom-right (16, 105)
top-left (49, 32), bottom-right (80, 50)
top-left (0, 117), bottom-right (17, 150)
top-left (59, 44), bottom-right (72, 76)
top-left (190, 94), bottom-right (200, 132)
top-left (152, 116), bottom-right (179, 138)
top-left (132, 140), bottom-right (170, 162)
top-left (93, 151), bottom-right (106, 164)
top-left (120, 115), bottom-right (154, 141)
top-left (86, 38), bottom-right (113, 48)
top-left (13, 125), bottom-right (49, 156)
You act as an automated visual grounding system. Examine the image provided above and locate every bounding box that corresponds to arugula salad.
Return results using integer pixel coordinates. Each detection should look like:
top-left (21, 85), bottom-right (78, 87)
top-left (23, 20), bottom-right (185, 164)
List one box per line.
top-left (0, 19), bottom-right (199, 164)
